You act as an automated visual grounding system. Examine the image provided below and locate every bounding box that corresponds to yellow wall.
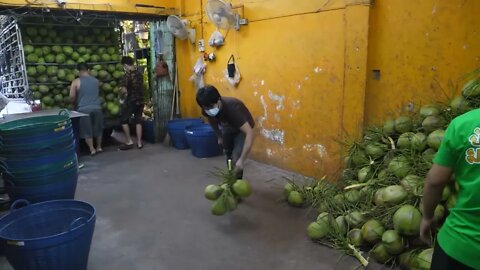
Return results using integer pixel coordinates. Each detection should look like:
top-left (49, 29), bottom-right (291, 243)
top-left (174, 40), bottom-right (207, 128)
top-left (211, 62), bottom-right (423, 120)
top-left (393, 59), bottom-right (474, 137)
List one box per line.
top-left (365, 0), bottom-right (480, 125)
top-left (176, 0), bottom-right (371, 178)
top-left (0, 0), bottom-right (176, 15)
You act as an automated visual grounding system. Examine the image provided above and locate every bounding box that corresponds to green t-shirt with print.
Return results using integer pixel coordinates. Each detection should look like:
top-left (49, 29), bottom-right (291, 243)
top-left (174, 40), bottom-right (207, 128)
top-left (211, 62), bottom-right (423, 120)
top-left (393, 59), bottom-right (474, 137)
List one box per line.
top-left (433, 108), bottom-right (480, 269)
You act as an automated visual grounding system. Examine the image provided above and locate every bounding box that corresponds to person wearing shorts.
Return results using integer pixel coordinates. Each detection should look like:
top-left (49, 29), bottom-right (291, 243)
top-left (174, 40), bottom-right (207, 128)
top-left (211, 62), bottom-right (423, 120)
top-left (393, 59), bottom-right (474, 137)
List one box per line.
top-left (196, 85), bottom-right (255, 179)
top-left (69, 62), bottom-right (103, 155)
top-left (119, 56), bottom-right (145, 150)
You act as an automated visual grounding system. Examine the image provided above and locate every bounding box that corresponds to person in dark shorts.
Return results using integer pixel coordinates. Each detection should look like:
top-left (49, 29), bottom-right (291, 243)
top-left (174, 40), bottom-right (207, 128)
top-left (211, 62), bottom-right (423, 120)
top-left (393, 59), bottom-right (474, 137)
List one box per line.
top-left (118, 56), bottom-right (145, 150)
top-left (196, 85), bottom-right (255, 178)
top-left (69, 62), bottom-right (103, 155)
top-left (420, 109), bottom-right (480, 269)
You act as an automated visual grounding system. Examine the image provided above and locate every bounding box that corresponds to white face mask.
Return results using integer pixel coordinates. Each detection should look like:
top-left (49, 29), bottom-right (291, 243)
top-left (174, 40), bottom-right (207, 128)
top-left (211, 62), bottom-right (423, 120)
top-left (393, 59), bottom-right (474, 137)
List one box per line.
top-left (205, 106), bottom-right (220, 117)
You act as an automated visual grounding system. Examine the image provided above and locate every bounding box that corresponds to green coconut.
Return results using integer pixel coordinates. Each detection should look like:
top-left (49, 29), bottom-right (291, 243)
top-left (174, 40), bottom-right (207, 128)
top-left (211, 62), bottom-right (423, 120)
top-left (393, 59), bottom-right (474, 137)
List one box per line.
top-left (422, 148), bottom-right (437, 163)
top-left (397, 132), bottom-right (415, 149)
top-left (388, 156), bottom-right (412, 178)
top-left (395, 116), bottom-right (413, 133)
top-left (422, 115), bottom-right (446, 134)
top-left (370, 243), bottom-right (392, 264)
top-left (412, 248), bottom-right (434, 270)
top-left (441, 186), bottom-right (451, 201)
top-left (317, 202), bottom-right (329, 213)
top-left (352, 150), bottom-right (369, 166)
top-left (383, 120), bottom-right (396, 135)
top-left (382, 185), bottom-right (408, 205)
top-left (211, 198), bottom-right (228, 216)
top-left (284, 183), bottom-right (295, 198)
top-left (427, 129), bottom-right (445, 150)
top-left (377, 169), bottom-right (389, 180)
top-left (357, 166), bottom-right (373, 183)
top-left (400, 175), bottom-right (423, 196)
top-left (344, 189), bottom-right (361, 204)
top-left (462, 78), bottom-right (480, 98)
top-left (316, 212), bottom-right (331, 224)
top-left (399, 251), bottom-right (416, 269)
top-left (419, 105), bottom-right (440, 118)
top-left (450, 96), bottom-right (471, 113)
top-left (411, 132), bottom-right (428, 151)
top-left (382, 230), bottom-right (404, 255)
top-left (345, 211), bottom-right (365, 228)
top-left (287, 191), bottom-right (304, 207)
top-left (225, 195), bottom-right (238, 211)
top-left (307, 221), bottom-right (330, 240)
top-left (365, 143), bottom-right (387, 159)
top-left (334, 216), bottom-right (347, 235)
top-left (434, 204), bottom-right (445, 222)
top-left (232, 180), bottom-right (252, 197)
top-left (347, 228), bottom-right (364, 246)
top-left (333, 194), bottom-right (345, 208)
top-left (204, 185), bottom-right (223, 200)
top-left (374, 188), bottom-right (386, 206)
top-left (446, 194), bottom-right (457, 209)
top-left (393, 205), bottom-right (422, 236)
top-left (361, 219), bottom-right (385, 244)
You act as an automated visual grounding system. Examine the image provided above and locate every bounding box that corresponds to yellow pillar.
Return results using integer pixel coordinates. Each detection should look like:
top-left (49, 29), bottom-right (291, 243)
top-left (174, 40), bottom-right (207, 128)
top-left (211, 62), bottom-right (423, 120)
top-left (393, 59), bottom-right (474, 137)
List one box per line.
top-left (341, 0), bottom-right (371, 142)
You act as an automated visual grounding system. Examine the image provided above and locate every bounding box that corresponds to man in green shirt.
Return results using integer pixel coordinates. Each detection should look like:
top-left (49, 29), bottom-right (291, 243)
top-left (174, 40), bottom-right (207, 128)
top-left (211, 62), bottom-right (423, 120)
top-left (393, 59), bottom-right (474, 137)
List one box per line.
top-left (421, 109), bottom-right (480, 269)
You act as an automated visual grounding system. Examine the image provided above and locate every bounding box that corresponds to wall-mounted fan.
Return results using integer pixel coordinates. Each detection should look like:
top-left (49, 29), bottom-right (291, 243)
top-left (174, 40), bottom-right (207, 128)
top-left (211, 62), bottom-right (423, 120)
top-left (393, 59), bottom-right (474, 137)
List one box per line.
top-left (205, 0), bottom-right (248, 31)
top-left (166, 15), bottom-right (196, 44)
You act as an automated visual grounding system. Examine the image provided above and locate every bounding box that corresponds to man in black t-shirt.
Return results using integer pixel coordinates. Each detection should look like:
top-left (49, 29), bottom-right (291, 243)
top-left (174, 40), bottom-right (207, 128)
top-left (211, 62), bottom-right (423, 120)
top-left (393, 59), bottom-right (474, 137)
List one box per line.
top-left (196, 85), bottom-right (255, 178)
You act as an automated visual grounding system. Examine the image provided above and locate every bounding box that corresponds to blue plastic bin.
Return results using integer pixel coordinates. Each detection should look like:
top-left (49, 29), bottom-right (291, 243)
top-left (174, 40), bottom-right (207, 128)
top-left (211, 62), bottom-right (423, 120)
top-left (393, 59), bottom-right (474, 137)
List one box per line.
top-left (5, 173), bottom-right (78, 203)
top-left (185, 124), bottom-right (222, 158)
top-left (166, 118), bottom-right (203, 149)
top-left (0, 199), bottom-right (96, 270)
top-left (143, 120), bottom-right (156, 143)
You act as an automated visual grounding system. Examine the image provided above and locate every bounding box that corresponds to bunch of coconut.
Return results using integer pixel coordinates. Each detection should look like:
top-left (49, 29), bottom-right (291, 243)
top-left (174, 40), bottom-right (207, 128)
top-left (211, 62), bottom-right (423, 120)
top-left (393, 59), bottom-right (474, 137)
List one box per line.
top-left (283, 76), bottom-right (480, 269)
top-left (204, 168), bottom-right (252, 216)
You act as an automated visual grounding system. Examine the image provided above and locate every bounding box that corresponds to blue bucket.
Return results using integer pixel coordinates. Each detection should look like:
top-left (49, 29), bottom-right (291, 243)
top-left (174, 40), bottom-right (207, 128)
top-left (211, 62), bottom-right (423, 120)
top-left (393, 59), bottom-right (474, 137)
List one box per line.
top-left (5, 173), bottom-right (78, 203)
top-left (1, 154), bottom-right (78, 179)
top-left (166, 118), bottom-right (204, 149)
top-left (3, 164), bottom-right (79, 187)
top-left (185, 124), bottom-right (222, 158)
top-left (0, 199), bottom-right (95, 270)
top-left (0, 123), bottom-right (72, 144)
top-left (0, 143), bottom-right (76, 169)
top-left (0, 132), bottom-right (74, 156)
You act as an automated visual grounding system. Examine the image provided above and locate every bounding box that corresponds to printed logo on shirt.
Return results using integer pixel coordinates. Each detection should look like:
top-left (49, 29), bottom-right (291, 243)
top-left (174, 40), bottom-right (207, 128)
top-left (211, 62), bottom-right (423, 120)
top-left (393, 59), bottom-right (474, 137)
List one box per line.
top-left (466, 127), bottom-right (480, 164)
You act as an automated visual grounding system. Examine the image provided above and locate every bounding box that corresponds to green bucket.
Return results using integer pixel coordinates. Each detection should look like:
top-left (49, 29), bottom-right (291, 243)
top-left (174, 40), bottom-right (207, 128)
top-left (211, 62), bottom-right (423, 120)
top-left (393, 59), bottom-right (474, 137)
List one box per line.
top-left (0, 110), bottom-right (71, 136)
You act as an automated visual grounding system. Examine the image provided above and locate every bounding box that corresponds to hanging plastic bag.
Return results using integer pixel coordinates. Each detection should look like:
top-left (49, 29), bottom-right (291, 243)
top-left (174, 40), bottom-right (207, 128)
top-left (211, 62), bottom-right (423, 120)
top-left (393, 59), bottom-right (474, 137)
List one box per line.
top-left (225, 58), bottom-right (241, 87)
top-left (208, 30), bottom-right (225, 47)
top-left (0, 93), bottom-right (9, 112)
top-left (154, 55), bottom-right (169, 79)
top-left (189, 57), bottom-right (207, 90)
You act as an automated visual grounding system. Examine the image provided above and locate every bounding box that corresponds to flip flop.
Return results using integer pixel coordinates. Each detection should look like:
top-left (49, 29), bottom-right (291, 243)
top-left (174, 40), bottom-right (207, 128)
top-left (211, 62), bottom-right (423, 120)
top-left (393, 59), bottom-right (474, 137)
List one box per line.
top-left (119, 144), bottom-right (134, 151)
top-left (137, 144), bottom-right (144, 149)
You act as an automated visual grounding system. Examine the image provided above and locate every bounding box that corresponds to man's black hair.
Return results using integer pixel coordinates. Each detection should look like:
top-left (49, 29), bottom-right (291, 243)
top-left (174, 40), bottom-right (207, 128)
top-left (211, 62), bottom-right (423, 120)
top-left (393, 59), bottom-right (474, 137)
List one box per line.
top-left (121, 56), bottom-right (134, 66)
top-left (196, 85), bottom-right (221, 107)
top-left (77, 62), bottom-right (89, 71)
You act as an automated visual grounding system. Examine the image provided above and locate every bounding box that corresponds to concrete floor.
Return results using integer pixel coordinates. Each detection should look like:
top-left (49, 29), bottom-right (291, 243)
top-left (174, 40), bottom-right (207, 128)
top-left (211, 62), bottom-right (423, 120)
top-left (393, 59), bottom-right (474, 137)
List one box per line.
top-left (0, 143), bottom-right (390, 270)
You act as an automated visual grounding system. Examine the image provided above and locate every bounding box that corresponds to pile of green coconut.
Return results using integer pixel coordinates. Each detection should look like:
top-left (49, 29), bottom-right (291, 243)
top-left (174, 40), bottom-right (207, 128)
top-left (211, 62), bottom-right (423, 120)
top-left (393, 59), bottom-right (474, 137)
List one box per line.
top-left (283, 75), bottom-right (480, 269)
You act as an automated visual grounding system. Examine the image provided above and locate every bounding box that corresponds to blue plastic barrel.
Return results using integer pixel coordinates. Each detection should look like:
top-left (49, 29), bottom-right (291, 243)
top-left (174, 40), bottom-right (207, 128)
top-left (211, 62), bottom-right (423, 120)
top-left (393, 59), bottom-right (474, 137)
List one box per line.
top-left (166, 118), bottom-right (203, 149)
top-left (185, 124), bottom-right (222, 158)
top-left (5, 174), bottom-right (78, 203)
top-left (0, 199), bottom-right (96, 270)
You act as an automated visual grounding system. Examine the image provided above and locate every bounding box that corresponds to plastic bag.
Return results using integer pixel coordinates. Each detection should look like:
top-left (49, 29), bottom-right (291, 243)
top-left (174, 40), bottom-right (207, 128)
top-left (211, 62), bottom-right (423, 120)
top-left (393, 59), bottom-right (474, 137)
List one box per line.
top-left (0, 93), bottom-right (9, 112)
top-left (189, 57), bottom-right (207, 90)
top-left (225, 62), bottom-right (241, 87)
top-left (208, 30), bottom-right (225, 47)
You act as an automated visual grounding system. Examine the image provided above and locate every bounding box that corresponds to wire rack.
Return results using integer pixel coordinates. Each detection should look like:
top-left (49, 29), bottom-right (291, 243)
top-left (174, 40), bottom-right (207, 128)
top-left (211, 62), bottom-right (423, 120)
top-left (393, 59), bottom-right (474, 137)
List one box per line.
top-left (0, 15), bottom-right (29, 101)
